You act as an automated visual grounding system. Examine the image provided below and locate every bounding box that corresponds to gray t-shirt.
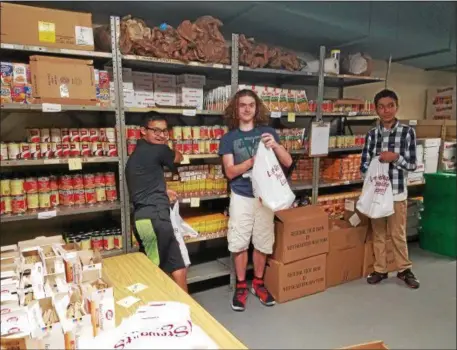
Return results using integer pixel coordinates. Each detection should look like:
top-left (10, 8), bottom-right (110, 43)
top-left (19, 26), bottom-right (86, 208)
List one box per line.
top-left (126, 139), bottom-right (176, 217)
top-left (219, 126), bottom-right (280, 198)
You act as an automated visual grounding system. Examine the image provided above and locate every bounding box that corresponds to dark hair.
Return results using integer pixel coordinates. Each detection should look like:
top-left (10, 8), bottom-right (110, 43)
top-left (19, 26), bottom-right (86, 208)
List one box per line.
top-left (142, 112), bottom-right (167, 128)
top-left (374, 89), bottom-right (399, 107)
top-left (224, 89), bottom-right (270, 130)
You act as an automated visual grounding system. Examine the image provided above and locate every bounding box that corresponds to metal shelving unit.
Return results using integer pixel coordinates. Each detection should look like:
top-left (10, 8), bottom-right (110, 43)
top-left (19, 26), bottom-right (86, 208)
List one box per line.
top-left (1, 157), bottom-right (119, 167)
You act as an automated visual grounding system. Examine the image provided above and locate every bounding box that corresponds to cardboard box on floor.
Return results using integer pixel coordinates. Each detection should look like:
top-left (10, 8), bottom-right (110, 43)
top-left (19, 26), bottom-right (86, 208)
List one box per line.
top-left (0, 2), bottom-right (94, 51)
top-left (326, 220), bottom-right (368, 288)
top-left (30, 56), bottom-right (97, 105)
top-left (272, 205), bottom-right (329, 264)
top-left (340, 340), bottom-right (388, 349)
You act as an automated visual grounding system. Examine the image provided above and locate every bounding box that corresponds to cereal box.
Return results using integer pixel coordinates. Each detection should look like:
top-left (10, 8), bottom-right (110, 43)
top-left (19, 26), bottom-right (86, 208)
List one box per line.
top-left (1, 62), bottom-right (13, 86)
top-left (1, 84), bottom-right (12, 104)
top-left (12, 63), bottom-right (29, 85)
top-left (11, 84), bottom-right (27, 103)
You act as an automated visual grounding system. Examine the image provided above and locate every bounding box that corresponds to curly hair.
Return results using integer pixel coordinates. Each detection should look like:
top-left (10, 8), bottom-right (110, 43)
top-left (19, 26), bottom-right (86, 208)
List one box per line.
top-left (224, 89), bottom-right (270, 130)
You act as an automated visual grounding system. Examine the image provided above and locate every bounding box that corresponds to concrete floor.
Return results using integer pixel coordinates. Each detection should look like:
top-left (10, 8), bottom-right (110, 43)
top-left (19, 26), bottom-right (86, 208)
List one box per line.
top-left (193, 243), bottom-right (456, 349)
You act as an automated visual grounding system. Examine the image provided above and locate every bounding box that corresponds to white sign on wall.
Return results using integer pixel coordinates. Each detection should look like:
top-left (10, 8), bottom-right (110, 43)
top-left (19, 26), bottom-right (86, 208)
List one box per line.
top-left (426, 86), bottom-right (456, 120)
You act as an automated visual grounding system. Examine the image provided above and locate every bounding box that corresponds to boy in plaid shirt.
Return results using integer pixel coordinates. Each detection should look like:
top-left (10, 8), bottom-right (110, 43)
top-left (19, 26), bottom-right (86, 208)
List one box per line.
top-left (360, 89), bottom-right (420, 289)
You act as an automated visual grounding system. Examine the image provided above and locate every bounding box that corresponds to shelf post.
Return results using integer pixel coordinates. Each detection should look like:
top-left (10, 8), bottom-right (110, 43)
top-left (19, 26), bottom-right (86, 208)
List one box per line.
top-left (111, 16), bottom-right (130, 254)
top-left (231, 34), bottom-right (240, 97)
top-left (311, 45), bottom-right (326, 205)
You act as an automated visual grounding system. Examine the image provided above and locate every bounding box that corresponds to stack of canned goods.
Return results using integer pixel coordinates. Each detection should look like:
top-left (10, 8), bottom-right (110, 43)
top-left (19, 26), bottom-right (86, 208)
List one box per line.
top-left (125, 124), bottom-right (228, 156)
top-left (64, 227), bottom-right (123, 251)
top-left (0, 171), bottom-right (118, 216)
top-left (0, 127), bottom-right (118, 161)
top-left (328, 135), bottom-right (366, 149)
top-left (275, 128), bottom-right (305, 152)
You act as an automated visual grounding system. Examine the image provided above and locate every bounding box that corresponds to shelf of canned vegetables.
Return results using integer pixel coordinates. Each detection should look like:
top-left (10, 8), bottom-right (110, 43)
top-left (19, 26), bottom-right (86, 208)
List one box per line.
top-left (1, 2), bottom-right (431, 284)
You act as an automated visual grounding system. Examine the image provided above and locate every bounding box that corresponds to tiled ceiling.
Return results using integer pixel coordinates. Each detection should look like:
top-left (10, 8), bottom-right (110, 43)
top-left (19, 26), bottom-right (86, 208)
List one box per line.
top-left (30, 1), bottom-right (457, 72)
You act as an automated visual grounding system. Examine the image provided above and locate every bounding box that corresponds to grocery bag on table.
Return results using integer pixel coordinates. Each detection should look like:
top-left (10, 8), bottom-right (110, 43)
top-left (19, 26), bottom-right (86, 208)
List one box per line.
top-left (251, 141), bottom-right (295, 212)
top-left (170, 202), bottom-right (198, 267)
top-left (356, 156), bottom-right (394, 219)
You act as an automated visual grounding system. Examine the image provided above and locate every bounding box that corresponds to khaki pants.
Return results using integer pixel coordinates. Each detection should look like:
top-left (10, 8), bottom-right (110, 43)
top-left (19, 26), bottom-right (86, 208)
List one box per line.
top-left (371, 200), bottom-right (412, 273)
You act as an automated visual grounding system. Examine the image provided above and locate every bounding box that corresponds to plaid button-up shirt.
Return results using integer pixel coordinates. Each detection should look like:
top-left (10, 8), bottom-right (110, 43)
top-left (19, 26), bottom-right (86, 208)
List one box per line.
top-left (360, 120), bottom-right (417, 197)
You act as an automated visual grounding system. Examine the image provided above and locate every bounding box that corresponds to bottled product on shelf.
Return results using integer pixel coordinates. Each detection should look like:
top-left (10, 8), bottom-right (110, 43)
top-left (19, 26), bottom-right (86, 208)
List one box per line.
top-left (166, 164), bottom-right (227, 198)
top-left (64, 226), bottom-right (123, 251)
top-left (184, 213), bottom-right (228, 240)
top-left (1, 127), bottom-right (118, 161)
top-left (0, 171), bottom-right (118, 216)
top-left (126, 124), bottom-right (228, 156)
top-left (328, 134), bottom-right (366, 149)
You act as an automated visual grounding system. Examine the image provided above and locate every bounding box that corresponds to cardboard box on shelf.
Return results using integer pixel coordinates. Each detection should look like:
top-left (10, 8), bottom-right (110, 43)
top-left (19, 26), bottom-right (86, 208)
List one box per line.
top-left (418, 138), bottom-right (442, 148)
top-left (0, 2), bottom-right (94, 51)
top-left (18, 235), bottom-right (64, 252)
top-left (30, 56), bottom-right (96, 105)
top-left (326, 220), bottom-right (368, 287)
top-left (153, 73), bottom-right (177, 88)
top-left (177, 74), bottom-right (206, 87)
top-left (264, 254), bottom-right (326, 303)
top-left (134, 90), bottom-right (155, 108)
top-left (340, 340), bottom-right (388, 349)
top-left (79, 250), bottom-right (103, 283)
top-left (363, 238), bottom-right (396, 277)
top-left (272, 205), bottom-right (329, 264)
top-left (132, 71), bottom-right (154, 91)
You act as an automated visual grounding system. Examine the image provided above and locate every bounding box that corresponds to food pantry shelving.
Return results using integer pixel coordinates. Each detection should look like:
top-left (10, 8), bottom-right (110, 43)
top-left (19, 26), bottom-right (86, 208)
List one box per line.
top-left (1, 8), bottom-right (412, 286)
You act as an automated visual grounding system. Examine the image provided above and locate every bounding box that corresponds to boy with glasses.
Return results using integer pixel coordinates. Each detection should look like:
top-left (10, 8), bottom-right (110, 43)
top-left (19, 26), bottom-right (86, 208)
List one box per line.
top-left (126, 113), bottom-right (188, 292)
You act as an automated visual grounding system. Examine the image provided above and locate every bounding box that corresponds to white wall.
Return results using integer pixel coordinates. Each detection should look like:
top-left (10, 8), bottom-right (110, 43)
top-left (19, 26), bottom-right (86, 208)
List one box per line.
top-left (344, 60), bottom-right (456, 120)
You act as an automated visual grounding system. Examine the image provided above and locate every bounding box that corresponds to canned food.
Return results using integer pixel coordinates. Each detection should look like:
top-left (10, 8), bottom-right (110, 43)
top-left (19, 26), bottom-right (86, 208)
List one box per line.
top-left (104, 234), bottom-right (115, 251)
top-left (50, 190), bottom-right (59, 207)
top-left (213, 126), bottom-right (224, 139)
top-left (26, 193), bottom-right (39, 211)
top-left (50, 128), bottom-right (61, 143)
top-left (95, 187), bottom-right (106, 202)
top-left (183, 140), bottom-right (192, 155)
top-left (70, 142), bottom-right (81, 157)
top-left (192, 140), bottom-right (200, 155)
top-left (51, 142), bottom-right (63, 158)
top-left (209, 140), bottom-right (219, 154)
top-left (104, 172), bottom-right (116, 187)
top-left (91, 235), bottom-right (103, 250)
top-left (167, 140), bottom-right (174, 150)
top-left (38, 192), bottom-right (51, 209)
top-left (30, 143), bottom-right (40, 159)
top-left (61, 128), bottom-right (70, 143)
top-left (73, 189), bottom-right (85, 206)
top-left (172, 126), bottom-right (182, 140)
top-left (79, 128), bottom-right (90, 142)
top-left (105, 128), bottom-right (116, 142)
top-left (11, 195), bottom-right (26, 215)
top-left (80, 142), bottom-right (91, 157)
top-left (40, 142), bottom-right (51, 158)
top-left (24, 177), bottom-right (38, 194)
top-left (91, 142), bottom-right (103, 157)
top-left (84, 188), bottom-right (96, 205)
top-left (69, 128), bottom-right (80, 142)
top-left (26, 128), bottom-right (40, 143)
top-left (83, 174), bottom-right (95, 189)
top-left (192, 126), bottom-right (201, 140)
top-left (127, 140), bottom-right (137, 155)
top-left (104, 142), bottom-right (117, 157)
top-left (99, 128), bottom-right (107, 142)
top-left (126, 126), bottom-right (138, 140)
top-left (37, 176), bottom-right (50, 193)
top-left (58, 175), bottom-right (73, 190)
top-left (182, 126), bottom-right (192, 140)
top-left (10, 178), bottom-right (24, 196)
top-left (80, 236), bottom-right (91, 250)
top-left (88, 128), bottom-right (99, 142)
top-left (19, 143), bottom-right (31, 160)
top-left (200, 126), bottom-right (209, 140)
top-left (175, 140), bottom-right (184, 154)
top-left (48, 175), bottom-right (58, 191)
top-left (0, 179), bottom-right (11, 196)
top-left (61, 142), bottom-right (70, 157)
top-left (71, 174), bottom-right (84, 190)
top-left (1, 196), bottom-right (12, 215)
top-left (40, 129), bottom-right (50, 142)
top-left (59, 190), bottom-right (74, 206)
top-left (105, 186), bottom-right (117, 202)
top-left (0, 142), bottom-right (8, 161)
top-left (329, 136), bottom-right (336, 149)
top-left (114, 234), bottom-right (123, 249)
top-left (7, 142), bottom-right (20, 160)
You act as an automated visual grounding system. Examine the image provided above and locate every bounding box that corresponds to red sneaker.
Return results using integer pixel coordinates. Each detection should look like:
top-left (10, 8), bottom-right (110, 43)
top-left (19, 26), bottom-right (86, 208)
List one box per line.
top-left (231, 281), bottom-right (248, 312)
top-left (251, 278), bottom-right (276, 306)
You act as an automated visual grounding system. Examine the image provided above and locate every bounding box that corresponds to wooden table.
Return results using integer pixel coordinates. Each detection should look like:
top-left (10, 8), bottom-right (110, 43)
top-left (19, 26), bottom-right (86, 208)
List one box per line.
top-left (103, 252), bottom-right (247, 349)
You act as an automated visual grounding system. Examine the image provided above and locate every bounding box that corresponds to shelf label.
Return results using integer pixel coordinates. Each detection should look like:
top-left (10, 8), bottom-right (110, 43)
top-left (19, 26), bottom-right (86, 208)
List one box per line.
top-left (347, 112), bottom-right (358, 117)
top-left (2, 43), bottom-right (15, 49)
top-left (182, 109), bottom-right (197, 117)
top-left (42, 103), bottom-right (62, 112)
top-left (68, 158), bottom-right (82, 171)
top-left (270, 111), bottom-right (282, 119)
top-left (38, 210), bottom-right (57, 220)
top-left (190, 198), bottom-right (200, 208)
top-left (287, 112), bottom-right (296, 122)
top-left (213, 64), bottom-right (224, 69)
top-left (409, 120), bottom-right (417, 126)
top-left (180, 155), bottom-right (190, 165)
top-left (43, 159), bottom-right (60, 164)
top-left (182, 198), bottom-right (191, 204)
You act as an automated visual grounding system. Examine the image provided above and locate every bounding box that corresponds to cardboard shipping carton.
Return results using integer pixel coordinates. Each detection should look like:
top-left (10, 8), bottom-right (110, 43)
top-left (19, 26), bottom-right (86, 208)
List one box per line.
top-left (340, 340), bottom-right (388, 349)
top-left (326, 220), bottom-right (368, 287)
top-left (0, 2), bottom-right (94, 51)
top-left (264, 254), bottom-right (326, 303)
top-left (30, 56), bottom-right (97, 105)
top-left (272, 205), bottom-right (329, 264)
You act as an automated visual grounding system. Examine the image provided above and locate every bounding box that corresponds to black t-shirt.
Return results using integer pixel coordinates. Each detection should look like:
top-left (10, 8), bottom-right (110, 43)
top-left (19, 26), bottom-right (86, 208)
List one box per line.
top-left (126, 139), bottom-right (177, 215)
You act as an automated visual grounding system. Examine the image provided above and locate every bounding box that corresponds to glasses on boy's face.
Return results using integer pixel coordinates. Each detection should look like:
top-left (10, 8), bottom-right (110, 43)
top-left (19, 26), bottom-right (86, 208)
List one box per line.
top-left (145, 126), bottom-right (169, 136)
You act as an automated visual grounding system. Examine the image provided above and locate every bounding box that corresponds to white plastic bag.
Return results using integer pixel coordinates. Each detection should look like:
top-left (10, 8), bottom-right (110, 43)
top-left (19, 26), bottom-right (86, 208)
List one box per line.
top-left (356, 157), bottom-right (394, 219)
top-left (251, 141), bottom-right (295, 212)
top-left (170, 202), bottom-right (198, 267)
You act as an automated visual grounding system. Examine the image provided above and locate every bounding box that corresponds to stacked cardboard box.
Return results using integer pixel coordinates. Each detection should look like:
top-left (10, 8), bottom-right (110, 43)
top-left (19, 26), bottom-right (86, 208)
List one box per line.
top-left (133, 71), bottom-right (154, 108)
top-left (177, 74), bottom-right (205, 110)
top-left (441, 140), bottom-right (456, 171)
top-left (265, 206), bottom-right (329, 303)
top-left (418, 138), bottom-right (441, 174)
top-left (408, 143), bottom-right (425, 184)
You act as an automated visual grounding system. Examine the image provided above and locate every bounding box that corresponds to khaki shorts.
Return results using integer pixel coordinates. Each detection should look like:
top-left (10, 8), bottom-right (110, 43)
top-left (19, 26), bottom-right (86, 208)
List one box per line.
top-left (227, 192), bottom-right (275, 254)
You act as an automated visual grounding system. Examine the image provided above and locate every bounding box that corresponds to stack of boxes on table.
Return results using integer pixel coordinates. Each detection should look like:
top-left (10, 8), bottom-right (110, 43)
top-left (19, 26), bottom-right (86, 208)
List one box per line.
top-left (1, 236), bottom-right (114, 348)
top-left (264, 201), bottom-right (395, 303)
top-left (109, 70), bottom-right (206, 110)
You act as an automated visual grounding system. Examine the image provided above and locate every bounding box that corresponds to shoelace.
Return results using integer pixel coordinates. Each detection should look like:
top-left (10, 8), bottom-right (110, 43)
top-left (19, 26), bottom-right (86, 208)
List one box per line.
top-left (236, 286), bottom-right (248, 299)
